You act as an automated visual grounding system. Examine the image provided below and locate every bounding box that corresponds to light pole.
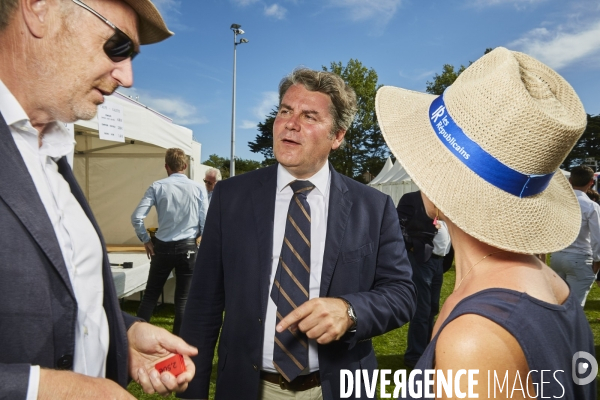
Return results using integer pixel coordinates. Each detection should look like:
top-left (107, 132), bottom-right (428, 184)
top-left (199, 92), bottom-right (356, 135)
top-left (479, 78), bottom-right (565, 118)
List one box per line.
top-left (230, 23), bottom-right (249, 177)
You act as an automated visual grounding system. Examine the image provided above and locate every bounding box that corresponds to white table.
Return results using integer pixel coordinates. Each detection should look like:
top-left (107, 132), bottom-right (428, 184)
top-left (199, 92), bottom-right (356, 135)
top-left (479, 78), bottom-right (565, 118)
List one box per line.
top-left (109, 252), bottom-right (175, 302)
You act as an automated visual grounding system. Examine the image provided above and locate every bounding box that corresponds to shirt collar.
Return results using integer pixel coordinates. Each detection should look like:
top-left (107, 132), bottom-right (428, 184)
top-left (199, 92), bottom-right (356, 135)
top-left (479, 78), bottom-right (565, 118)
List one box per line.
top-left (277, 162), bottom-right (330, 196)
top-left (0, 78), bottom-right (28, 127)
top-left (0, 78), bottom-right (74, 159)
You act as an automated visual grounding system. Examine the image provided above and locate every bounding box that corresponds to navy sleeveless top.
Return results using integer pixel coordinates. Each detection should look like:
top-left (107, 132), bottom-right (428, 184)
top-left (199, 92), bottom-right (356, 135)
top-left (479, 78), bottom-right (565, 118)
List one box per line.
top-left (405, 288), bottom-right (596, 399)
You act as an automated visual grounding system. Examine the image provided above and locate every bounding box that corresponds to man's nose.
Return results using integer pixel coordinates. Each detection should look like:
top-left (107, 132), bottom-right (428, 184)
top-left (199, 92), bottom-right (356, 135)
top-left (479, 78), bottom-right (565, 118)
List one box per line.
top-left (112, 58), bottom-right (134, 88)
top-left (285, 115), bottom-right (300, 130)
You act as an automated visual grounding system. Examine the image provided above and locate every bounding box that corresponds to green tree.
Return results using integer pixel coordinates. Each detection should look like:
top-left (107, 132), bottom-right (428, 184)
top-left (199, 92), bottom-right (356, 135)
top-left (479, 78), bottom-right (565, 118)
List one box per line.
top-left (248, 59), bottom-right (390, 181)
top-left (203, 154), bottom-right (261, 178)
top-left (426, 64), bottom-right (467, 95)
top-left (248, 109), bottom-right (277, 167)
top-left (325, 59), bottom-right (388, 181)
top-left (561, 114), bottom-right (600, 170)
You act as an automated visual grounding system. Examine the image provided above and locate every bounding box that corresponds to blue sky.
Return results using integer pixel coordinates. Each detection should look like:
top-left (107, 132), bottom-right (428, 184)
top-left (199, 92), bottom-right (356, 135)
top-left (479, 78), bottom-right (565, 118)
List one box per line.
top-left (120, 0), bottom-right (600, 163)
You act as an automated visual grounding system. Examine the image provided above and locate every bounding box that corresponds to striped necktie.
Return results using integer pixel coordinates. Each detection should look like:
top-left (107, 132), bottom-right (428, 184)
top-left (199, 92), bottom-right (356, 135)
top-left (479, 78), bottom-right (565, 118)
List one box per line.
top-left (271, 180), bottom-right (315, 382)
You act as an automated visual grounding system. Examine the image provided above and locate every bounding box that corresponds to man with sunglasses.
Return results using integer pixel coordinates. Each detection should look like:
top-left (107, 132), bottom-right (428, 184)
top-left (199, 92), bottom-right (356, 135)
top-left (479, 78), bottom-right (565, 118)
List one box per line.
top-left (0, 0), bottom-right (197, 399)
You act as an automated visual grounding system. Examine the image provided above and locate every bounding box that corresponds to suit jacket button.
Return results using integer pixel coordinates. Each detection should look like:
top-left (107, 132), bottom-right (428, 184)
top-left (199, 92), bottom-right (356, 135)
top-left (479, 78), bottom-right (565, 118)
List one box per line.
top-left (253, 364), bottom-right (258, 371)
top-left (57, 355), bottom-right (73, 369)
top-left (258, 318), bottom-right (262, 324)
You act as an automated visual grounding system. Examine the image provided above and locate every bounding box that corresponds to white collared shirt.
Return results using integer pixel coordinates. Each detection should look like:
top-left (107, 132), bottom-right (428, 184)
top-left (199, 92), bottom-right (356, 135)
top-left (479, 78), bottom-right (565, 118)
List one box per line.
top-left (560, 190), bottom-right (600, 261)
top-left (432, 221), bottom-right (452, 257)
top-left (262, 162), bottom-right (331, 373)
top-left (0, 79), bottom-right (109, 400)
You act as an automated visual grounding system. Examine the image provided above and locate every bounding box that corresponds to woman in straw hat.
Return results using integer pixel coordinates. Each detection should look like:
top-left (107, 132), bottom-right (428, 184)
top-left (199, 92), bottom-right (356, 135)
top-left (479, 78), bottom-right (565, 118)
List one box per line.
top-left (376, 47), bottom-right (596, 399)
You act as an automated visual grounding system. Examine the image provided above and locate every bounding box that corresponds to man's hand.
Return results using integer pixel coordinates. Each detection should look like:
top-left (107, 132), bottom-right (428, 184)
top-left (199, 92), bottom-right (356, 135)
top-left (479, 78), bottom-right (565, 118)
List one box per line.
top-left (143, 241), bottom-right (155, 259)
top-left (276, 298), bottom-right (353, 345)
top-left (195, 236), bottom-right (202, 247)
top-left (38, 369), bottom-right (135, 399)
top-left (128, 322), bottom-right (198, 396)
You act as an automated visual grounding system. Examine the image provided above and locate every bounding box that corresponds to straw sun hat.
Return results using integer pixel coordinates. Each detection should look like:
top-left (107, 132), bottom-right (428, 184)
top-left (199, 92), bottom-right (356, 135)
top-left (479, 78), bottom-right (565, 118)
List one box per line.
top-left (122, 0), bottom-right (173, 44)
top-left (375, 47), bottom-right (587, 254)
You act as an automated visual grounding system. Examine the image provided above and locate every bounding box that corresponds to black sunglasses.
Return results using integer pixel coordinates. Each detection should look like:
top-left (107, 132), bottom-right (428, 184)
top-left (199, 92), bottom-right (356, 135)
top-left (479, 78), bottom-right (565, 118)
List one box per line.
top-left (71, 0), bottom-right (139, 62)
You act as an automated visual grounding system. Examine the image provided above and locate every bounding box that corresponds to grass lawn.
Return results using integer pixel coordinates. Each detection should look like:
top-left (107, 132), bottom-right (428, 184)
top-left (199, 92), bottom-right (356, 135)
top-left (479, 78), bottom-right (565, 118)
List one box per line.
top-left (124, 267), bottom-right (600, 399)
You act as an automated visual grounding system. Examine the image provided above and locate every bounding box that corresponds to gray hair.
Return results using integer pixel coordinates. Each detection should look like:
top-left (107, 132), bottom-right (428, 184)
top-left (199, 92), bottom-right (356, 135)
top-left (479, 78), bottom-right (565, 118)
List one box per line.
top-left (205, 168), bottom-right (222, 181)
top-left (278, 68), bottom-right (357, 138)
top-left (0, 0), bottom-right (18, 32)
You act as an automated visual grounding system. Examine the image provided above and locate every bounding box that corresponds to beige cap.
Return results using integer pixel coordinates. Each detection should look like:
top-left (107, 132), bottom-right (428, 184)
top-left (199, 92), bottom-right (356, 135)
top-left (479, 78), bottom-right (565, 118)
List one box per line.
top-left (122, 0), bottom-right (173, 44)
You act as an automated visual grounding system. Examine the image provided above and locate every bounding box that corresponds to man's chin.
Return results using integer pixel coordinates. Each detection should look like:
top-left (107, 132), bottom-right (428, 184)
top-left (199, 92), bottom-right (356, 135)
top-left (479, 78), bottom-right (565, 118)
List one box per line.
top-left (72, 105), bottom-right (99, 122)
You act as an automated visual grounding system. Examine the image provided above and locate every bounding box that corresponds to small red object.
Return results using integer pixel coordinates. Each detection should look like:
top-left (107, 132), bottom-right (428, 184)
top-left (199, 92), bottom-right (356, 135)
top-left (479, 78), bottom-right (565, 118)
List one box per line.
top-left (155, 354), bottom-right (186, 376)
top-left (433, 216), bottom-right (438, 226)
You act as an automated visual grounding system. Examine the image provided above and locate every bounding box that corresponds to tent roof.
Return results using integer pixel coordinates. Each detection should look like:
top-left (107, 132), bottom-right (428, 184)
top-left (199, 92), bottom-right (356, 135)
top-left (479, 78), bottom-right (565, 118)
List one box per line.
top-left (369, 156), bottom-right (393, 185)
top-left (74, 91), bottom-right (194, 155)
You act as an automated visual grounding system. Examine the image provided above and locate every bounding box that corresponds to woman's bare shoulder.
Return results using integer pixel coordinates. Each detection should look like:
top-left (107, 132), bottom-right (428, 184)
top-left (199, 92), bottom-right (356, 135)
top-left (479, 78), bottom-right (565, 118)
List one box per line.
top-left (436, 313), bottom-right (528, 371)
top-left (434, 314), bottom-right (532, 399)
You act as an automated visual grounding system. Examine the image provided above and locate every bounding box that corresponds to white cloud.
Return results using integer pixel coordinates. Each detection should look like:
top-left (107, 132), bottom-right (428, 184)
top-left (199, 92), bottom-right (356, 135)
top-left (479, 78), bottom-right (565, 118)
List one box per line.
top-left (240, 120), bottom-right (258, 129)
top-left (150, 0), bottom-right (192, 31)
top-left (398, 70), bottom-right (436, 81)
top-left (118, 88), bottom-right (208, 125)
top-left (231, 0), bottom-right (260, 5)
top-left (509, 20), bottom-right (600, 69)
top-left (254, 92), bottom-right (279, 119)
top-left (152, 0), bottom-right (181, 14)
top-left (264, 4), bottom-right (287, 19)
top-left (239, 92), bottom-right (279, 130)
top-left (470, 0), bottom-right (546, 6)
top-left (326, 0), bottom-right (401, 23)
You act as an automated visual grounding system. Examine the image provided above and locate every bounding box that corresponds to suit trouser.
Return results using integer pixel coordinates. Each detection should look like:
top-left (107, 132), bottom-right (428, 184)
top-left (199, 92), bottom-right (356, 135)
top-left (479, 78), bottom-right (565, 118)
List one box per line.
top-left (137, 238), bottom-right (197, 335)
top-left (550, 251), bottom-right (595, 307)
top-left (404, 251), bottom-right (444, 365)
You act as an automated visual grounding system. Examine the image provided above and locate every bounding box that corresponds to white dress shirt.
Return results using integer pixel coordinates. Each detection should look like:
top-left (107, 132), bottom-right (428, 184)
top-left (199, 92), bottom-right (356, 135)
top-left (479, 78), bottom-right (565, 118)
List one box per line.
top-left (0, 79), bottom-right (109, 399)
top-left (432, 221), bottom-right (452, 257)
top-left (262, 162), bottom-right (331, 374)
top-left (560, 190), bottom-right (600, 261)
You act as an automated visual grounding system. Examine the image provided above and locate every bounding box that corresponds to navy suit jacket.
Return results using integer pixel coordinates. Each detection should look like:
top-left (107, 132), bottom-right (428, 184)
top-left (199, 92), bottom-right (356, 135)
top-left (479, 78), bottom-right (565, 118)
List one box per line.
top-left (0, 113), bottom-right (134, 399)
top-left (179, 163), bottom-right (416, 400)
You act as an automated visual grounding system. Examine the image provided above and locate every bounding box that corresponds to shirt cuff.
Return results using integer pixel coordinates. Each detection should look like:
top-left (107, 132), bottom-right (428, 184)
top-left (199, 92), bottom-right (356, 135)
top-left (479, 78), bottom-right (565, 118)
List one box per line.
top-left (26, 365), bottom-right (40, 400)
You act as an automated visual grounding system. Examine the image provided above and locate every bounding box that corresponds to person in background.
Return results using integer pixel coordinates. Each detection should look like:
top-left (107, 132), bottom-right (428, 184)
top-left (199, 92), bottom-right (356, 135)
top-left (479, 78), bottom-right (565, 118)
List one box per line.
top-left (179, 68), bottom-right (416, 400)
top-left (203, 167), bottom-right (222, 205)
top-left (397, 190), bottom-right (450, 368)
top-left (0, 0), bottom-right (197, 398)
top-left (132, 148), bottom-right (207, 335)
top-left (376, 47), bottom-right (595, 398)
top-left (586, 187), bottom-right (600, 204)
top-left (550, 165), bottom-right (600, 307)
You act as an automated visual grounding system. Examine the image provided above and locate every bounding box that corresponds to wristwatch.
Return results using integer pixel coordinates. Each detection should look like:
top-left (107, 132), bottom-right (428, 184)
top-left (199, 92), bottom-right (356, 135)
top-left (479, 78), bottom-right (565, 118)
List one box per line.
top-left (339, 298), bottom-right (357, 329)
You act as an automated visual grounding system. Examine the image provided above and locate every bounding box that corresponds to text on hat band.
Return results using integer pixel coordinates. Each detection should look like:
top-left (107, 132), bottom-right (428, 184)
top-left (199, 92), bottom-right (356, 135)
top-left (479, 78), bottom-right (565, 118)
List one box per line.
top-left (428, 94), bottom-right (554, 198)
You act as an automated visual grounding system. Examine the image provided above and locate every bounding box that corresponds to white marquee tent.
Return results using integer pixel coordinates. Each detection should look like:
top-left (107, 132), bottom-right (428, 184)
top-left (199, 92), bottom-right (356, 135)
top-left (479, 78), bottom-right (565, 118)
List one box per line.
top-left (73, 92), bottom-right (210, 245)
top-left (369, 157), bottom-right (419, 205)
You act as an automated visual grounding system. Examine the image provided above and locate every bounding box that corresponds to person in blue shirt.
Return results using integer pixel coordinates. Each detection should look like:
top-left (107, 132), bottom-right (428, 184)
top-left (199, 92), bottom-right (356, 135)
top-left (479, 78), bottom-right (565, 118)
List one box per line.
top-left (132, 147), bottom-right (208, 335)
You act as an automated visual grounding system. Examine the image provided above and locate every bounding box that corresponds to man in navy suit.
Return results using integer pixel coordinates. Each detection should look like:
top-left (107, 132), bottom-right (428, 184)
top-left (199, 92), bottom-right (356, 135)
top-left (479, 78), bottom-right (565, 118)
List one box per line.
top-left (0, 0), bottom-right (196, 398)
top-left (179, 68), bottom-right (416, 400)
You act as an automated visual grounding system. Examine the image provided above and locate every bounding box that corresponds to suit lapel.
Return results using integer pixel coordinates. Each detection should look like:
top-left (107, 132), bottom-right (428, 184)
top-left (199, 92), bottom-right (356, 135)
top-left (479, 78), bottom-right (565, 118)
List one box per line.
top-left (0, 112), bottom-right (75, 298)
top-left (251, 164), bottom-right (278, 318)
top-left (320, 165), bottom-right (352, 297)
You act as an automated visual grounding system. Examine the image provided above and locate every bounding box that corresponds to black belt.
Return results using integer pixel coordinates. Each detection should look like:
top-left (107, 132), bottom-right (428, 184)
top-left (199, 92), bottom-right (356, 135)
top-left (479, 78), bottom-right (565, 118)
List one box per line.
top-left (260, 371), bottom-right (321, 391)
top-left (431, 254), bottom-right (445, 259)
top-left (154, 237), bottom-right (196, 246)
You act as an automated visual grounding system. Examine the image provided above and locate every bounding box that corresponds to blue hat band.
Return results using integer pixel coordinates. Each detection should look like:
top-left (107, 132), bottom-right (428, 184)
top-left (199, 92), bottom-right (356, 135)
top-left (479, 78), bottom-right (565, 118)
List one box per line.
top-left (428, 94), bottom-right (554, 198)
